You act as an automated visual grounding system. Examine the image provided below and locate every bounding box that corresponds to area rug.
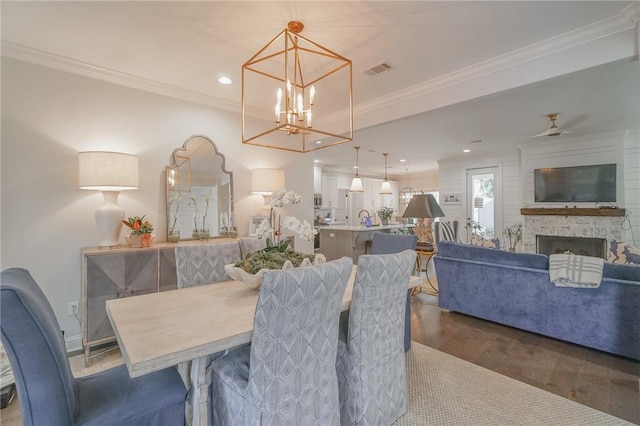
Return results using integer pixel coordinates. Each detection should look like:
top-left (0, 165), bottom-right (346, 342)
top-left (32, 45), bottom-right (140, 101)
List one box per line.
top-left (3, 344), bottom-right (631, 426)
top-left (395, 342), bottom-right (632, 425)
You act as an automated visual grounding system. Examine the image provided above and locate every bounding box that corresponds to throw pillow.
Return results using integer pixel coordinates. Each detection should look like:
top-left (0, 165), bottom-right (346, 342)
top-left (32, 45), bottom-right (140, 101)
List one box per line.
top-left (438, 221), bottom-right (458, 242)
top-left (607, 240), bottom-right (640, 266)
top-left (470, 234), bottom-right (501, 250)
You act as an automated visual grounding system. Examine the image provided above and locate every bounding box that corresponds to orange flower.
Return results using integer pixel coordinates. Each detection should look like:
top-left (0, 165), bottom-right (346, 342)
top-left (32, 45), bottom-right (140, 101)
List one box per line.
top-left (122, 215), bottom-right (153, 235)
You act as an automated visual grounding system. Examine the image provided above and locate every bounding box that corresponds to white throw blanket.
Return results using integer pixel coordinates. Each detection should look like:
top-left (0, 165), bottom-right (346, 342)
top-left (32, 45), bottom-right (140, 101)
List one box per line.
top-left (549, 254), bottom-right (604, 288)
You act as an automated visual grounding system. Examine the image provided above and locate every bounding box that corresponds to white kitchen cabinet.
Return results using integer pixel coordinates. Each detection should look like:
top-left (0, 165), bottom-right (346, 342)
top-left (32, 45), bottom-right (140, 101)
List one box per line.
top-left (362, 178), bottom-right (383, 211)
top-left (313, 166), bottom-right (322, 194)
top-left (382, 181), bottom-right (400, 213)
top-left (321, 175), bottom-right (339, 208)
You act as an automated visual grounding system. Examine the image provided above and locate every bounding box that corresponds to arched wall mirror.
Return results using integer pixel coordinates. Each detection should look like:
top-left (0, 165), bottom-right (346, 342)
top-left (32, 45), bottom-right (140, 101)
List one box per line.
top-left (166, 134), bottom-right (234, 241)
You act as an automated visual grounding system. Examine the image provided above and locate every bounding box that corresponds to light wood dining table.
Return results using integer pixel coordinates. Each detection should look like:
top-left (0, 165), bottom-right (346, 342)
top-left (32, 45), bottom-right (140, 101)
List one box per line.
top-left (106, 265), bottom-right (424, 426)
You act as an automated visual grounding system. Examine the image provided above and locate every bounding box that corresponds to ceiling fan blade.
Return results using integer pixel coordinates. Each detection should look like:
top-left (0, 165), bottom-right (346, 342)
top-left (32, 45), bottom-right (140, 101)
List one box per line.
top-left (532, 129), bottom-right (569, 138)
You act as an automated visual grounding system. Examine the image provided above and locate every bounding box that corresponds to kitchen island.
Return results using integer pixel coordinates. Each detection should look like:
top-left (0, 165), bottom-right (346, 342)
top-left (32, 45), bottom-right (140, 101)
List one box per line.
top-left (317, 224), bottom-right (409, 262)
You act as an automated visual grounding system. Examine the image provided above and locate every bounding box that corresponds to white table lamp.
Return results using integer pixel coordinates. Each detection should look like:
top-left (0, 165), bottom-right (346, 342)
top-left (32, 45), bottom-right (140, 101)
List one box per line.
top-left (251, 168), bottom-right (285, 216)
top-left (79, 151), bottom-right (139, 247)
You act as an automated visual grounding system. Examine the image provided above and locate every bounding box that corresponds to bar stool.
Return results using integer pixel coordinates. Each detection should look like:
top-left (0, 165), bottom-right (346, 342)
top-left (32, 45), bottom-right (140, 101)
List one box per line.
top-left (365, 240), bottom-right (373, 254)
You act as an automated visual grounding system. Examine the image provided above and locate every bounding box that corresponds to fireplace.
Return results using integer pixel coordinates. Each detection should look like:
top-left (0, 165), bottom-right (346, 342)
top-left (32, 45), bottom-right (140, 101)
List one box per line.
top-left (522, 208), bottom-right (624, 255)
top-left (537, 235), bottom-right (607, 259)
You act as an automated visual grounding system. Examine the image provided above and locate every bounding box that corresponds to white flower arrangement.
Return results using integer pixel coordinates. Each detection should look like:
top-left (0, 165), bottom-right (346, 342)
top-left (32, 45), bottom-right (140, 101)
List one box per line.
top-left (270, 189), bottom-right (303, 208)
top-left (256, 189), bottom-right (317, 243)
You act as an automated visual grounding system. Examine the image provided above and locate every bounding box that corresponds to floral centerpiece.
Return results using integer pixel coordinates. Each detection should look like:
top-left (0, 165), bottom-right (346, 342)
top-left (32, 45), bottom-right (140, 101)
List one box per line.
top-left (122, 216), bottom-right (154, 248)
top-left (225, 189), bottom-right (323, 288)
top-left (377, 206), bottom-right (394, 225)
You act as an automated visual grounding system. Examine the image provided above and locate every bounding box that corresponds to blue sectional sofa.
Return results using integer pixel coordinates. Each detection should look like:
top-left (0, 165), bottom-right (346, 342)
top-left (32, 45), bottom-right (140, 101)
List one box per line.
top-left (434, 241), bottom-right (640, 360)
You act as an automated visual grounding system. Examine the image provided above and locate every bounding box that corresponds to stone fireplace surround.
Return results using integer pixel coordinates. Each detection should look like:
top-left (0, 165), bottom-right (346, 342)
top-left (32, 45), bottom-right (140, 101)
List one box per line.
top-left (522, 208), bottom-right (625, 256)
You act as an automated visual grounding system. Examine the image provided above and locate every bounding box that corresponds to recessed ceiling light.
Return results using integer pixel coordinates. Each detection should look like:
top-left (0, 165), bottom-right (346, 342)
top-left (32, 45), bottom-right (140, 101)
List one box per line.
top-left (218, 76), bottom-right (233, 85)
top-left (399, 159), bottom-right (406, 162)
top-left (316, 140), bottom-right (322, 144)
top-left (463, 149), bottom-right (471, 153)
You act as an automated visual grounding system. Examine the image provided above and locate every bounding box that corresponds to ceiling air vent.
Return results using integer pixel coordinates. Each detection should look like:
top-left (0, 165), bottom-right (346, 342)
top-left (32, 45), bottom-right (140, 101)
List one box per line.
top-left (363, 61), bottom-right (395, 77)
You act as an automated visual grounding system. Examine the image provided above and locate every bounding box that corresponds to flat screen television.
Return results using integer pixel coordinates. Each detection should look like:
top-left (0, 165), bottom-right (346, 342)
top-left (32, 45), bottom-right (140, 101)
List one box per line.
top-left (534, 163), bottom-right (617, 203)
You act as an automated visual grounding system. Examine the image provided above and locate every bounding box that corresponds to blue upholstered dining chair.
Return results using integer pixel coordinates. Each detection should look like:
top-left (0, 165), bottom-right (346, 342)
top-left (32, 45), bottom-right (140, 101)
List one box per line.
top-left (369, 232), bottom-right (418, 351)
top-left (208, 257), bottom-right (353, 426)
top-left (175, 241), bottom-right (242, 288)
top-left (335, 250), bottom-right (416, 426)
top-left (0, 268), bottom-right (187, 426)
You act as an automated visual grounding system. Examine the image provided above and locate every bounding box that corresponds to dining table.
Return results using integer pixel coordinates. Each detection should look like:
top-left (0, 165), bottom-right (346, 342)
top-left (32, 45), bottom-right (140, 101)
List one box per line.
top-left (106, 265), bottom-right (424, 426)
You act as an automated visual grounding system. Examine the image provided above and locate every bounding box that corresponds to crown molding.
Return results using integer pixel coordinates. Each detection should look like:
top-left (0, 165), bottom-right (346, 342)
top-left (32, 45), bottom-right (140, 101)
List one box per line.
top-left (621, 2), bottom-right (640, 23)
top-left (354, 9), bottom-right (637, 119)
top-left (2, 5), bottom-right (637, 126)
top-left (1, 41), bottom-right (242, 115)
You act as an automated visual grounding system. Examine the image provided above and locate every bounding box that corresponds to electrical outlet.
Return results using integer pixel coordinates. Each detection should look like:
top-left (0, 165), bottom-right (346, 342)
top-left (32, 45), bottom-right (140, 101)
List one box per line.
top-left (68, 301), bottom-right (79, 316)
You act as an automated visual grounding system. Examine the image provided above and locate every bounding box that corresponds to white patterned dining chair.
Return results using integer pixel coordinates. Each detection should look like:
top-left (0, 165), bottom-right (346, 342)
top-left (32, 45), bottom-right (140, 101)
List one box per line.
top-left (369, 232), bottom-right (418, 352)
top-left (208, 257), bottom-right (353, 426)
top-left (335, 249), bottom-right (416, 425)
top-left (175, 241), bottom-right (242, 288)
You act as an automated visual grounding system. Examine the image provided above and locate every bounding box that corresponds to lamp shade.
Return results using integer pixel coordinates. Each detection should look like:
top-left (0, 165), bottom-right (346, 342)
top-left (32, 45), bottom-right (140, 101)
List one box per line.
top-left (78, 151), bottom-right (139, 191)
top-left (379, 180), bottom-right (392, 194)
top-left (349, 176), bottom-right (364, 192)
top-left (251, 168), bottom-right (285, 195)
top-left (402, 194), bottom-right (445, 218)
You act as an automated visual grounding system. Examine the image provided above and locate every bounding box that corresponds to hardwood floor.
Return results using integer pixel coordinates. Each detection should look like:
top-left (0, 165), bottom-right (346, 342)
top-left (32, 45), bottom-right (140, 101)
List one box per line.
top-left (410, 292), bottom-right (640, 424)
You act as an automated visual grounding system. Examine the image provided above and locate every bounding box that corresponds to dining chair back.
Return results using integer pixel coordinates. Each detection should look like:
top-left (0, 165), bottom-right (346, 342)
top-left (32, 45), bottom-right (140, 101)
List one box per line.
top-left (209, 257), bottom-right (353, 425)
top-left (434, 220), bottom-right (460, 245)
top-left (336, 250), bottom-right (416, 426)
top-left (175, 241), bottom-right (242, 288)
top-left (370, 232), bottom-right (418, 351)
top-left (0, 267), bottom-right (186, 426)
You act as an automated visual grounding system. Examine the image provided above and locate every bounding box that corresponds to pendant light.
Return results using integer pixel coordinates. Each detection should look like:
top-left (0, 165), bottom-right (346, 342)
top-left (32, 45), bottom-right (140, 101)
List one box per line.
top-left (380, 153), bottom-right (392, 194)
top-left (349, 146), bottom-right (364, 192)
top-left (399, 168), bottom-right (415, 205)
top-left (241, 21), bottom-right (353, 152)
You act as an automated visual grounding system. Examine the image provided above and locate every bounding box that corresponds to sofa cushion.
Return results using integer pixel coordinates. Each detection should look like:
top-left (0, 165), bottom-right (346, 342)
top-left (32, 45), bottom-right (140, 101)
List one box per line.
top-left (437, 241), bottom-right (549, 270)
top-left (602, 262), bottom-right (640, 282)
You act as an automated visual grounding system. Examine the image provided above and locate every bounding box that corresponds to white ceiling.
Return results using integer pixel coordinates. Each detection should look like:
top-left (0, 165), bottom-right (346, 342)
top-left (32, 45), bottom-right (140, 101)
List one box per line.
top-left (2, 1), bottom-right (639, 177)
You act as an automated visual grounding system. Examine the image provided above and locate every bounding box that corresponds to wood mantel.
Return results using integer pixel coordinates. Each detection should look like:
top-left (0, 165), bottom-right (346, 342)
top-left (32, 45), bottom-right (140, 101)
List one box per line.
top-left (520, 208), bottom-right (626, 217)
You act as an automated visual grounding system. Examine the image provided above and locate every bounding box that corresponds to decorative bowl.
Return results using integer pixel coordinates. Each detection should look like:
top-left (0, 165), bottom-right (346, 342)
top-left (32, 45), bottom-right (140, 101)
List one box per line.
top-left (225, 253), bottom-right (326, 289)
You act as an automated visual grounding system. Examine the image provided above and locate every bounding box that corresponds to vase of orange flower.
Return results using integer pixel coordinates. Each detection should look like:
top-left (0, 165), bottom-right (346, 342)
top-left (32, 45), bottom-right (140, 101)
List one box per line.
top-left (122, 216), bottom-right (154, 248)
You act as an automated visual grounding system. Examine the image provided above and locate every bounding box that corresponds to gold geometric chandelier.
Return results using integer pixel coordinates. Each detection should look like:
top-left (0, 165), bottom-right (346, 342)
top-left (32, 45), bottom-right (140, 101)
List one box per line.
top-left (242, 21), bottom-right (353, 153)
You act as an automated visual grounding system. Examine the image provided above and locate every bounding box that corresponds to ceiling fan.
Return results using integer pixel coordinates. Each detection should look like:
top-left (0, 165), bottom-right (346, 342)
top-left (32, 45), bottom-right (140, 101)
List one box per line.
top-left (533, 113), bottom-right (568, 137)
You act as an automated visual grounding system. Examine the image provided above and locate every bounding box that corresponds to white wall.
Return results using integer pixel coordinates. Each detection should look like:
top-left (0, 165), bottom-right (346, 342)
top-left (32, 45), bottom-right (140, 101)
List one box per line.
top-left (437, 149), bottom-right (522, 242)
top-left (396, 170), bottom-right (439, 193)
top-left (1, 58), bottom-right (314, 351)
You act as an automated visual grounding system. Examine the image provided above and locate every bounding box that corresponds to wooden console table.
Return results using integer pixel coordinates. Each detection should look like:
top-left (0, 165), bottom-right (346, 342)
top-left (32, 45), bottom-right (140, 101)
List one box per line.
top-left (520, 208), bottom-right (626, 217)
